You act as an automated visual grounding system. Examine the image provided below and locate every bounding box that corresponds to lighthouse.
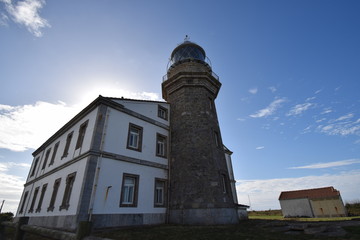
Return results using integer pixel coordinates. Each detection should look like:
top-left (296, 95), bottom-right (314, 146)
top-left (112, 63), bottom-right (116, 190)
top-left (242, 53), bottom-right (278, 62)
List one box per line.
top-left (162, 39), bottom-right (239, 224)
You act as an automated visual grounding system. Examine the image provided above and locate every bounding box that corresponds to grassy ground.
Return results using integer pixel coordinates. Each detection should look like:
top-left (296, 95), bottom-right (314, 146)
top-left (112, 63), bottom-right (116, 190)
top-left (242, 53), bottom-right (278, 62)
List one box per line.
top-left (249, 215), bottom-right (360, 221)
top-left (93, 219), bottom-right (360, 240)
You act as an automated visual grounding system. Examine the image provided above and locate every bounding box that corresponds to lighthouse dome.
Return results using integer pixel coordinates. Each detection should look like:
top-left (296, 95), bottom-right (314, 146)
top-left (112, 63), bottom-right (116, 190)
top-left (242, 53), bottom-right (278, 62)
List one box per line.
top-left (170, 40), bottom-right (206, 64)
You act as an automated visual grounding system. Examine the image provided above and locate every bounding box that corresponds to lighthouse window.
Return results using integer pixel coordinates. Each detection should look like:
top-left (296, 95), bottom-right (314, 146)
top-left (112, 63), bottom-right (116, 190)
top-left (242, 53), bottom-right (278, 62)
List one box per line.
top-left (120, 173), bottom-right (139, 207)
top-left (127, 123), bottom-right (143, 151)
top-left (214, 131), bottom-right (221, 147)
top-left (158, 105), bottom-right (168, 120)
top-left (156, 134), bottom-right (167, 158)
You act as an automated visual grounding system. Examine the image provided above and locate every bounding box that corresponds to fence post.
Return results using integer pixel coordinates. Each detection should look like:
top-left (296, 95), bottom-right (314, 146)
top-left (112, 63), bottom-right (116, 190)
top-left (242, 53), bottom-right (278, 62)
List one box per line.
top-left (14, 217), bottom-right (29, 240)
top-left (76, 221), bottom-right (92, 240)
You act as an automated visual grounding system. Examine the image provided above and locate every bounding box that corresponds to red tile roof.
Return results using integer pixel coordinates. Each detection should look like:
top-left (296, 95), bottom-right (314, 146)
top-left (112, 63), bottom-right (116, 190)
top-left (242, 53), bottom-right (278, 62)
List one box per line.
top-left (279, 186), bottom-right (341, 200)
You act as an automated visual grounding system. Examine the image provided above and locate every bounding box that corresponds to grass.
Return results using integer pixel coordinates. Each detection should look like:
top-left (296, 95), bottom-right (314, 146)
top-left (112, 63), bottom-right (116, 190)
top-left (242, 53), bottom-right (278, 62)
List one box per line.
top-left (93, 219), bottom-right (360, 240)
top-left (249, 215), bottom-right (360, 221)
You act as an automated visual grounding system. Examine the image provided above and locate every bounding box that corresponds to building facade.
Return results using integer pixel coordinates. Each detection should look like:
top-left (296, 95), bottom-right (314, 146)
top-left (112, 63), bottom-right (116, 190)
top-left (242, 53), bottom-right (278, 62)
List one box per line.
top-left (279, 186), bottom-right (347, 218)
top-left (16, 40), bottom-right (241, 230)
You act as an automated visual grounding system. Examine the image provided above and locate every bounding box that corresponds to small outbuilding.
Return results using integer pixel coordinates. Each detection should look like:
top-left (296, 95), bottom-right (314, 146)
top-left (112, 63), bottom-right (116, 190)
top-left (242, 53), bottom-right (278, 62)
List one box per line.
top-left (279, 186), bottom-right (347, 218)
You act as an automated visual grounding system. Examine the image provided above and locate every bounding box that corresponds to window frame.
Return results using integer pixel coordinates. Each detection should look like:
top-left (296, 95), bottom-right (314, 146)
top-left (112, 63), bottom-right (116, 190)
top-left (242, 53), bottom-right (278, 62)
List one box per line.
top-left (30, 157), bottom-right (40, 177)
top-left (41, 148), bottom-right (51, 170)
top-left (47, 178), bottom-right (61, 212)
top-left (120, 173), bottom-right (139, 207)
top-left (126, 123), bottom-right (143, 152)
top-left (49, 141), bottom-right (59, 166)
top-left (156, 133), bottom-right (167, 158)
top-left (62, 131), bottom-right (73, 159)
top-left (28, 187), bottom-right (39, 213)
top-left (214, 131), bottom-right (221, 148)
top-left (75, 120), bottom-right (88, 149)
top-left (157, 105), bottom-right (168, 120)
top-left (154, 178), bottom-right (167, 207)
top-left (60, 172), bottom-right (77, 211)
top-left (36, 183), bottom-right (48, 213)
top-left (19, 191), bottom-right (29, 214)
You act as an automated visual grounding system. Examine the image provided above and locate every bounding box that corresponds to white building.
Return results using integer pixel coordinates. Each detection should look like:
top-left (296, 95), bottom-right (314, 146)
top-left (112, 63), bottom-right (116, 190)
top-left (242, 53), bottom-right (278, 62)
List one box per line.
top-left (16, 40), bottom-right (241, 230)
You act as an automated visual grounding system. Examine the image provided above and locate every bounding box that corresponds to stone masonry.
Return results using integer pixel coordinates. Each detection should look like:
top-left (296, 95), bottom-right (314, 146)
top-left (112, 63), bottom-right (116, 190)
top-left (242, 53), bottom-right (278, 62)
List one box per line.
top-left (162, 54), bottom-right (239, 224)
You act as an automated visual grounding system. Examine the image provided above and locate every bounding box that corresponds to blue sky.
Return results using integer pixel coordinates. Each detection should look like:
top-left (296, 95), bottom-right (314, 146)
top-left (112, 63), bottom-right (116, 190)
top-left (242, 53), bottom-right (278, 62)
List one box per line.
top-left (1, 0), bottom-right (359, 213)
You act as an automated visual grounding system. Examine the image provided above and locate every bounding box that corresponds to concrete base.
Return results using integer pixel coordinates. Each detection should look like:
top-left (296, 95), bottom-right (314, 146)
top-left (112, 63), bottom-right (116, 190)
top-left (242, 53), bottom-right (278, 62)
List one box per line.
top-left (169, 208), bottom-right (239, 225)
top-left (14, 215), bottom-right (78, 231)
top-left (91, 213), bottom-right (166, 229)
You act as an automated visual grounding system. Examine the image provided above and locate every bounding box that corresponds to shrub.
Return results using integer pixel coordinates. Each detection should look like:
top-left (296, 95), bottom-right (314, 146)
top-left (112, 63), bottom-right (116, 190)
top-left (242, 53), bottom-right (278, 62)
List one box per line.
top-left (345, 201), bottom-right (360, 216)
top-left (0, 212), bottom-right (14, 222)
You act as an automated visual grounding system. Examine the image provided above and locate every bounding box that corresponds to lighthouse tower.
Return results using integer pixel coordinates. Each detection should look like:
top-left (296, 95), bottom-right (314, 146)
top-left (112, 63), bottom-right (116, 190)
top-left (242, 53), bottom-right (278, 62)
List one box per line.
top-left (162, 39), bottom-right (239, 224)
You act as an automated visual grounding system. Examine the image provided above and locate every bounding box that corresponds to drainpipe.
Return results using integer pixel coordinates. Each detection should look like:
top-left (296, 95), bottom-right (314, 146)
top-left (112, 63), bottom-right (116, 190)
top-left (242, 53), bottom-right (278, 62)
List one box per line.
top-left (166, 125), bottom-right (171, 224)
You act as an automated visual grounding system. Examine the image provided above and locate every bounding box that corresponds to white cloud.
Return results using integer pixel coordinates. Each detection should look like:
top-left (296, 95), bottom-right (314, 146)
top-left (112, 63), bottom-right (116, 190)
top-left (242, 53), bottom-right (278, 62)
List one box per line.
top-left (287, 102), bottom-right (313, 116)
top-left (250, 98), bottom-right (286, 118)
top-left (289, 159), bottom-right (360, 169)
top-left (1, 0), bottom-right (50, 37)
top-left (319, 114), bottom-right (360, 136)
top-left (248, 88), bottom-right (258, 94)
top-left (236, 118), bottom-right (246, 121)
top-left (0, 101), bottom-right (80, 151)
top-left (236, 170), bottom-right (360, 210)
top-left (315, 89), bottom-right (322, 94)
top-left (0, 12), bottom-right (8, 26)
top-left (268, 86), bottom-right (277, 93)
top-left (0, 90), bottom-right (161, 152)
top-left (255, 146), bottom-right (264, 150)
top-left (336, 113), bottom-right (353, 122)
top-left (0, 161), bottom-right (29, 213)
top-left (321, 108), bottom-right (332, 114)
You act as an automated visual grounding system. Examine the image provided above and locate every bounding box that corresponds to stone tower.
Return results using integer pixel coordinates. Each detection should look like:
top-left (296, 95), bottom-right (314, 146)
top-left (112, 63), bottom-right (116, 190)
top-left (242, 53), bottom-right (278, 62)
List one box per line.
top-left (162, 39), bottom-right (239, 224)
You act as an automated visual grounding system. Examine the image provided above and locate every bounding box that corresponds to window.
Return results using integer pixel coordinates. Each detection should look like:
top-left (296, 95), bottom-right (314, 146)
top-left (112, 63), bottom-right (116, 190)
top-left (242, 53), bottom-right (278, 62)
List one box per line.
top-left (214, 131), bottom-right (221, 148)
top-left (30, 157), bottom-right (40, 177)
top-left (36, 184), bottom-right (47, 213)
top-left (62, 132), bottom-right (73, 159)
top-left (49, 141), bottom-right (59, 166)
top-left (158, 105), bottom-right (168, 120)
top-left (221, 174), bottom-right (227, 194)
top-left (209, 98), bottom-right (214, 110)
top-left (19, 191), bottom-right (29, 214)
top-left (154, 179), bottom-right (166, 207)
top-left (60, 172), bottom-right (76, 211)
top-left (127, 124), bottom-right (143, 151)
top-left (28, 187), bottom-right (39, 213)
top-left (48, 178), bottom-right (61, 212)
top-left (42, 148), bottom-right (51, 170)
top-left (75, 120), bottom-right (88, 149)
top-left (120, 173), bottom-right (139, 207)
top-left (156, 134), bottom-right (167, 158)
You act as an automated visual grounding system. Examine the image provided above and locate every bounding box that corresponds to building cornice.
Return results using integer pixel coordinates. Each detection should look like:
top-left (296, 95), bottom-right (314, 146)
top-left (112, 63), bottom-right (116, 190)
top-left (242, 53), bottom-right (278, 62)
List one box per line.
top-left (32, 96), bottom-right (169, 156)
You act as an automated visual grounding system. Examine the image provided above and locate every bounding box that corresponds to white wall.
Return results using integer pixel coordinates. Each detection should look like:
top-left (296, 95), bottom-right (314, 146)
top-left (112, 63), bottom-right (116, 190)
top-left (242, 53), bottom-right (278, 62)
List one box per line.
top-left (17, 158), bottom-right (88, 217)
top-left (225, 153), bottom-right (238, 204)
top-left (92, 158), bottom-right (168, 214)
top-left (280, 198), bottom-right (314, 217)
top-left (102, 106), bottom-right (169, 166)
top-left (112, 100), bottom-right (170, 126)
top-left (27, 107), bottom-right (99, 182)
